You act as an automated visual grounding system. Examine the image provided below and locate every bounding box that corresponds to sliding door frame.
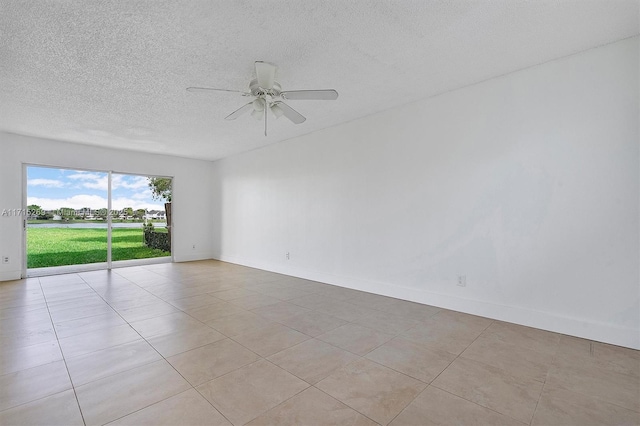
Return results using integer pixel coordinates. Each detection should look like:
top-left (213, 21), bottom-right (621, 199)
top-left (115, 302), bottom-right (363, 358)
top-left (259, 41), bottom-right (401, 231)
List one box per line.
top-left (22, 163), bottom-right (174, 278)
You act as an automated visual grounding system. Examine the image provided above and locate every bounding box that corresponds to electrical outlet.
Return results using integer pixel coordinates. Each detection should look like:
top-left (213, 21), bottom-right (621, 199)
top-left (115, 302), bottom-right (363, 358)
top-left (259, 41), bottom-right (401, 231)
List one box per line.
top-left (457, 275), bottom-right (466, 287)
top-left (2, 256), bottom-right (9, 264)
top-left (286, 252), bottom-right (290, 260)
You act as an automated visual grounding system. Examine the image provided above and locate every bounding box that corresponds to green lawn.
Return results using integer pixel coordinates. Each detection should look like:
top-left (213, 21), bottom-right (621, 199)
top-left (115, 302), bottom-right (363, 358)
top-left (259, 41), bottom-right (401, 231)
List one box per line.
top-left (27, 228), bottom-right (170, 268)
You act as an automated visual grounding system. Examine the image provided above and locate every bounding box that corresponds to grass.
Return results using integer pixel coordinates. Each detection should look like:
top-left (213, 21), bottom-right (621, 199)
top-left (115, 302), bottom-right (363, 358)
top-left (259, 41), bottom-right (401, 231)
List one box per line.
top-left (27, 228), bottom-right (170, 268)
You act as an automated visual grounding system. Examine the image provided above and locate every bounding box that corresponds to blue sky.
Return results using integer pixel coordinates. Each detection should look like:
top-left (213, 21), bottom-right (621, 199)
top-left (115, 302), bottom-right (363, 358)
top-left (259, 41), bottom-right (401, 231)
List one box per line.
top-left (27, 167), bottom-right (166, 211)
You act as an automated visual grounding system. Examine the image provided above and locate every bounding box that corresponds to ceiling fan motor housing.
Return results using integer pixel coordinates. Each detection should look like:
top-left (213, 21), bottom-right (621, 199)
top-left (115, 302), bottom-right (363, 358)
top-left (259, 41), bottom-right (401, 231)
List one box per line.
top-left (249, 79), bottom-right (281, 97)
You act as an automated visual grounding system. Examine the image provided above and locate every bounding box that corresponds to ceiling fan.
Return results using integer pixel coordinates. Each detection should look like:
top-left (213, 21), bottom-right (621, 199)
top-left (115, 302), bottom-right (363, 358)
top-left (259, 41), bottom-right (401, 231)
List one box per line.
top-left (187, 61), bottom-right (338, 136)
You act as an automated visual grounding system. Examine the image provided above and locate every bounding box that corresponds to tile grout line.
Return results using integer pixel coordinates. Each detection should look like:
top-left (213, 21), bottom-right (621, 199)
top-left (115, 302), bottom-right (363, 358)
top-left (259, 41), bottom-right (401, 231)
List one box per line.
top-left (130, 267), bottom-right (387, 424)
top-left (426, 318), bottom-right (493, 384)
top-left (240, 357), bottom-right (316, 424)
top-left (78, 270), bottom-right (242, 426)
top-left (424, 320), bottom-right (549, 425)
top-left (528, 338), bottom-right (562, 425)
top-left (383, 327), bottom-right (480, 426)
top-left (390, 318), bottom-right (533, 425)
top-left (273, 317), bottom-right (480, 426)
top-left (535, 337), bottom-right (640, 416)
top-left (162, 281), bottom-right (452, 424)
top-left (310, 384), bottom-right (382, 425)
top-left (37, 276), bottom-right (88, 426)
top-left (141, 268), bottom-right (640, 421)
top-left (529, 381), bottom-right (548, 425)
top-left (191, 347), bottom-right (382, 425)
top-left (352, 353), bottom-right (429, 425)
top-left (429, 386), bottom-right (530, 426)
top-left (87, 270), bottom-right (311, 424)
top-left (75, 273), bottom-right (218, 424)
top-left (23, 263), bottom-right (626, 425)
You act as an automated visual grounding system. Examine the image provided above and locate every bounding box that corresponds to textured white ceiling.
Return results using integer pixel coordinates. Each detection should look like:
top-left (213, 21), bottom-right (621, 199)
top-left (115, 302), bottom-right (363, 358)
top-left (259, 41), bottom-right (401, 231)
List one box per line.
top-left (0, 1), bottom-right (638, 161)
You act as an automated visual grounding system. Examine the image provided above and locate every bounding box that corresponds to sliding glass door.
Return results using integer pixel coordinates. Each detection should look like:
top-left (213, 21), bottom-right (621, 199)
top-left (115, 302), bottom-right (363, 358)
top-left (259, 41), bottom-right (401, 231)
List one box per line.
top-left (25, 165), bottom-right (172, 275)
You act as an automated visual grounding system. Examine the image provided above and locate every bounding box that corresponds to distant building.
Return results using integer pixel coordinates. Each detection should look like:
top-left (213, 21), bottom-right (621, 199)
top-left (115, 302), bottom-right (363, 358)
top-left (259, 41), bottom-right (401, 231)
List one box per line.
top-left (145, 210), bottom-right (166, 220)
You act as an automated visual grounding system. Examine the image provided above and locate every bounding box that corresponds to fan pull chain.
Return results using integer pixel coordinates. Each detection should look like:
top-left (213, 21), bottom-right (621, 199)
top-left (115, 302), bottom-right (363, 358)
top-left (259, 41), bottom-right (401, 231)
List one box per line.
top-left (264, 101), bottom-right (268, 136)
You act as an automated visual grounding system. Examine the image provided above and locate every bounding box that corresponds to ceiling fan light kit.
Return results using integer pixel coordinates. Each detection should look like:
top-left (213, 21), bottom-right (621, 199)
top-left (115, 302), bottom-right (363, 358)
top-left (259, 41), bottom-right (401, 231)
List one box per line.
top-left (187, 61), bottom-right (338, 136)
top-left (251, 109), bottom-right (263, 121)
top-left (270, 103), bottom-right (285, 118)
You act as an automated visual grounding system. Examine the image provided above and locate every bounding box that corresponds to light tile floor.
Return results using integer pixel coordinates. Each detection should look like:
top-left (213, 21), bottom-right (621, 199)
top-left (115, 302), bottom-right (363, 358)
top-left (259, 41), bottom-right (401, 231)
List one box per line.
top-left (1, 260), bottom-right (638, 425)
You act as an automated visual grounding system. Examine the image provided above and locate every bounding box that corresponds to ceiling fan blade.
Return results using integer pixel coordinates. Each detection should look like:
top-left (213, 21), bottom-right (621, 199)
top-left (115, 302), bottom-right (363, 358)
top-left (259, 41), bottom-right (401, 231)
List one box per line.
top-left (187, 87), bottom-right (243, 94)
top-left (255, 61), bottom-right (277, 89)
top-left (276, 102), bottom-right (306, 124)
top-left (225, 102), bottom-right (253, 120)
top-left (281, 89), bottom-right (339, 100)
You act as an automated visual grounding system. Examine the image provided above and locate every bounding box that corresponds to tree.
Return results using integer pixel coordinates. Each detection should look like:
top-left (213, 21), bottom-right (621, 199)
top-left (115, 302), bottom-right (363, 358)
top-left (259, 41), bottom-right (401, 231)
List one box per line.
top-left (27, 204), bottom-right (42, 219)
top-left (148, 177), bottom-right (172, 251)
top-left (96, 208), bottom-right (108, 220)
top-left (123, 207), bottom-right (134, 219)
top-left (148, 178), bottom-right (172, 202)
top-left (134, 208), bottom-right (146, 219)
top-left (59, 207), bottom-right (75, 220)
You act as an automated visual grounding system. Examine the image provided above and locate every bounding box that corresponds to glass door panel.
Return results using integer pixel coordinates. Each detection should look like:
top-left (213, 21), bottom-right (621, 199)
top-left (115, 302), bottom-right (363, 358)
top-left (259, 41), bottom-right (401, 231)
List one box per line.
top-left (26, 166), bottom-right (108, 269)
top-left (110, 173), bottom-right (171, 262)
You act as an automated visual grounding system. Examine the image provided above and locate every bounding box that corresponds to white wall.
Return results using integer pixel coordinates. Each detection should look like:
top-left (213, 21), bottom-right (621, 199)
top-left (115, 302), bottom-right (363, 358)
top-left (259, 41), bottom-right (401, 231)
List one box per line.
top-left (0, 133), bottom-right (214, 280)
top-left (211, 37), bottom-right (640, 349)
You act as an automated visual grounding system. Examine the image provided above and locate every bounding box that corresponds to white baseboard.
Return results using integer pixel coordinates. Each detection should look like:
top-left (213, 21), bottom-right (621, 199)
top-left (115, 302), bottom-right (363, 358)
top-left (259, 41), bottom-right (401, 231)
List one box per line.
top-left (213, 254), bottom-right (640, 350)
top-left (174, 251), bottom-right (214, 263)
top-left (0, 269), bottom-right (22, 282)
